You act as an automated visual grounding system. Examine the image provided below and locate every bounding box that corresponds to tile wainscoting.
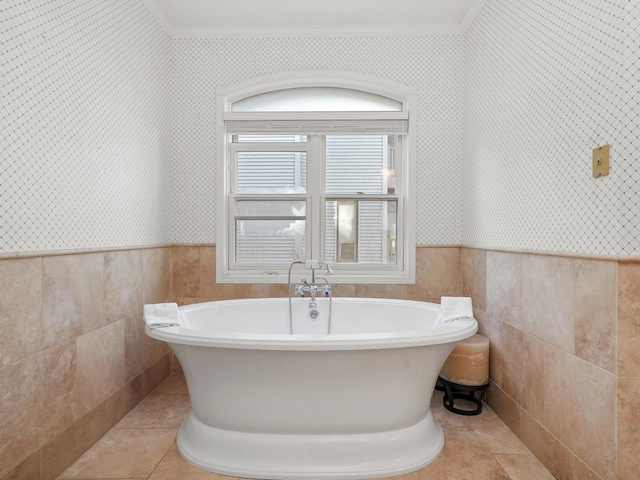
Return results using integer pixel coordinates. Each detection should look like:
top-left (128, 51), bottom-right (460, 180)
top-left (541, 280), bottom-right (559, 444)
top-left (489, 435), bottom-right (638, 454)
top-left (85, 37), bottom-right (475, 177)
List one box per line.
top-left (462, 248), bottom-right (640, 480)
top-left (0, 247), bottom-right (174, 479)
top-left (171, 245), bottom-right (462, 306)
top-left (4, 244), bottom-right (638, 480)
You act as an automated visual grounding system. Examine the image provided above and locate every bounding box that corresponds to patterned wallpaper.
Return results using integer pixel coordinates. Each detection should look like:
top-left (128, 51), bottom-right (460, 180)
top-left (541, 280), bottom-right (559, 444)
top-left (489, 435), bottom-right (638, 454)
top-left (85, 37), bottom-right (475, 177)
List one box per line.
top-left (170, 36), bottom-right (465, 246)
top-left (462, 0), bottom-right (639, 255)
top-left (4, 0), bottom-right (638, 255)
top-left (0, 0), bottom-right (172, 253)
top-left (619, 0), bottom-right (640, 254)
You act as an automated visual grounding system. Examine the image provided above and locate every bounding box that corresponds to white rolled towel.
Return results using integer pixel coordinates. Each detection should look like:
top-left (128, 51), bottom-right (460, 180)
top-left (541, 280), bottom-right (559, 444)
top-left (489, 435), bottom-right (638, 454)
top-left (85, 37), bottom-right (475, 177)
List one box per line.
top-left (144, 302), bottom-right (182, 329)
top-left (440, 296), bottom-right (473, 323)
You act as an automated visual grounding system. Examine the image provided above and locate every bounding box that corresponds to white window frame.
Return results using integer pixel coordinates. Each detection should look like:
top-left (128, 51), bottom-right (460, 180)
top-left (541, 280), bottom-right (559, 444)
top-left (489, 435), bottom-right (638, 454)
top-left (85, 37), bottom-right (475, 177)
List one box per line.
top-left (216, 71), bottom-right (417, 284)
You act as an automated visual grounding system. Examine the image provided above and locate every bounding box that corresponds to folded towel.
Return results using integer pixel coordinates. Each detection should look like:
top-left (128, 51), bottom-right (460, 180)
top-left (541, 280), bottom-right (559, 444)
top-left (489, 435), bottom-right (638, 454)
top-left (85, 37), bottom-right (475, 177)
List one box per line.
top-left (440, 296), bottom-right (473, 323)
top-left (144, 303), bottom-right (182, 329)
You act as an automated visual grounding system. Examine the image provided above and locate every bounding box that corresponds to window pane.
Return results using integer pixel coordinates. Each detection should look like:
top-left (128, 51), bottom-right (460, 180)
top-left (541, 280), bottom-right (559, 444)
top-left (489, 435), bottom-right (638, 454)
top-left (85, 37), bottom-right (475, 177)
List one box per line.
top-left (236, 200), bottom-right (306, 217)
top-left (237, 152), bottom-right (307, 193)
top-left (325, 200), bottom-right (397, 264)
top-left (236, 220), bottom-right (306, 263)
top-left (231, 87), bottom-right (402, 112)
top-left (336, 200), bottom-right (357, 262)
top-left (325, 135), bottom-right (396, 195)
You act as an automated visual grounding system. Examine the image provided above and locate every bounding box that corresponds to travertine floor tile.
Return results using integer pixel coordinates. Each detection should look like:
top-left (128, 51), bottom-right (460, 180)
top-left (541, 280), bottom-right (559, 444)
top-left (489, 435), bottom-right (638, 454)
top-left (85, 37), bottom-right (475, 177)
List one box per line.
top-left (152, 372), bottom-right (189, 395)
top-left (430, 392), bottom-right (472, 431)
top-left (417, 431), bottom-right (510, 479)
top-left (494, 454), bottom-right (556, 480)
top-left (465, 408), bottom-right (529, 454)
top-left (115, 394), bottom-right (191, 429)
top-left (58, 429), bottom-right (176, 478)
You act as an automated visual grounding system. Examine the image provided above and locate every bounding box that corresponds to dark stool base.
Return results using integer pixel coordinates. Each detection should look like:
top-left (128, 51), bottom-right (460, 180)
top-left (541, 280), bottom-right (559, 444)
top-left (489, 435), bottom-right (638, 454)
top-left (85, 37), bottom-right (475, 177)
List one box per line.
top-left (435, 376), bottom-right (489, 416)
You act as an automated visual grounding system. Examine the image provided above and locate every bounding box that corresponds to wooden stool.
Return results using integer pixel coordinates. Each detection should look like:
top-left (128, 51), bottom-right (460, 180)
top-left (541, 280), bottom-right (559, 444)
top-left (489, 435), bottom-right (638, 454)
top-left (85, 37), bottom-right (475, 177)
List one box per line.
top-left (436, 334), bottom-right (490, 416)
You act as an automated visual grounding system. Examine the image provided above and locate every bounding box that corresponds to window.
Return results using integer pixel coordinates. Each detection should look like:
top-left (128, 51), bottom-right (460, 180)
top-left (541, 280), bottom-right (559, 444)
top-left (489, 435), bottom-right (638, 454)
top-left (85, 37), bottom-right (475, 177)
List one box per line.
top-left (217, 73), bottom-right (416, 284)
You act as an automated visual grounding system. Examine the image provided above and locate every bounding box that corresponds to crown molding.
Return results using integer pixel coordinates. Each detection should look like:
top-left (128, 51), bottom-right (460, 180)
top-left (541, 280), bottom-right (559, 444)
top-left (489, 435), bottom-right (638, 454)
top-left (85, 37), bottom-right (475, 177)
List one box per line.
top-left (173, 23), bottom-right (463, 39)
top-left (139, 0), bottom-right (174, 37)
top-left (138, 0), bottom-right (479, 39)
top-left (460, 0), bottom-right (487, 31)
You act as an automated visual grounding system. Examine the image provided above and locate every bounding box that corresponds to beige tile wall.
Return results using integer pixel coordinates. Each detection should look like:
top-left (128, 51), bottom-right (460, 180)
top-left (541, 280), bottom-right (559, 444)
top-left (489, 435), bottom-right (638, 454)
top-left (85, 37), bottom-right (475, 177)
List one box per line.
top-left (463, 248), bottom-right (640, 480)
top-left (616, 260), bottom-right (640, 480)
top-left (5, 244), bottom-right (637, 480)
top-left (0, 247), bottom-right (173, 480)
top-left (172, 245), bottom-right (461, 306)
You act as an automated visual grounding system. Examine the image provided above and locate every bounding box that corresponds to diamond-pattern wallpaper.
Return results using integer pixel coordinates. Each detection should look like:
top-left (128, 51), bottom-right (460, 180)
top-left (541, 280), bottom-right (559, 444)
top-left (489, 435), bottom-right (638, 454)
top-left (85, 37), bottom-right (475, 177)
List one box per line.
top-left (1, 0), bottom-right (172, 253)
top-left (620, 0), bottom-right (640, 254)
top-left (463, 0), bottom-right (640, 255)
top-left (4, 0), bottom-right (639, 256)
top-left (170, 36), bottom-right (465, 246)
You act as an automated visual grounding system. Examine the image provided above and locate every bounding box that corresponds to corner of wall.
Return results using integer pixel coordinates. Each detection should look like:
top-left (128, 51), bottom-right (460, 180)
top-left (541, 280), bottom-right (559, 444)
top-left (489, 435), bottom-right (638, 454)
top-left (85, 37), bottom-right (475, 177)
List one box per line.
top-left (139, 0), bottom-right (174, 38)
top-left (460, 0), bottom-right (488, 32)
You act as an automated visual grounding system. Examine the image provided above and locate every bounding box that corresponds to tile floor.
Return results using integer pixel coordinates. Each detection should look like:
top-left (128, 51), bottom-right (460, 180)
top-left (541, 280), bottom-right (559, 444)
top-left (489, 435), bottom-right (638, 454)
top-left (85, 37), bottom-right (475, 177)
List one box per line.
top-left (57, 372), bottom-right (555, 480)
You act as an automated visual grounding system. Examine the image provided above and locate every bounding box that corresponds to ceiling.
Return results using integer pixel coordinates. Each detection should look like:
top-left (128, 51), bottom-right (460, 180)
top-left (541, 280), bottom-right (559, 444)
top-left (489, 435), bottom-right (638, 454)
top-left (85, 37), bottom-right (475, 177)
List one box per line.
top-left (146, 0), bottom-right (483, 35)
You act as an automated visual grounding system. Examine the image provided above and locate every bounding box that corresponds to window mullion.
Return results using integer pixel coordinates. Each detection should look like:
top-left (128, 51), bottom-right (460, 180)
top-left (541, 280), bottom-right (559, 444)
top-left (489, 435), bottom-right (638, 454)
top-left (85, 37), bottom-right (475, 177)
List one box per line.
top-left (309, 135), bottom-right (324, 261)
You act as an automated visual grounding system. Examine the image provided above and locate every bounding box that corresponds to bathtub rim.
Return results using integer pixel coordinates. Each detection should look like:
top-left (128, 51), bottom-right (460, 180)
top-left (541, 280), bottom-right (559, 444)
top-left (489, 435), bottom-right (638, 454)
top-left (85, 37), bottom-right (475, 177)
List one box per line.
top-left (146, 297), bottom-right (478, 351)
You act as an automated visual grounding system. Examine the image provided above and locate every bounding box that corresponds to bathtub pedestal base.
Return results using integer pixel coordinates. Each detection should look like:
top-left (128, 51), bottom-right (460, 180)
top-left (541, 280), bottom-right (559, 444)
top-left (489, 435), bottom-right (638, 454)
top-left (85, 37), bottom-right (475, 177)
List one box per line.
top-left (177, 410), bottom-right (444, 480)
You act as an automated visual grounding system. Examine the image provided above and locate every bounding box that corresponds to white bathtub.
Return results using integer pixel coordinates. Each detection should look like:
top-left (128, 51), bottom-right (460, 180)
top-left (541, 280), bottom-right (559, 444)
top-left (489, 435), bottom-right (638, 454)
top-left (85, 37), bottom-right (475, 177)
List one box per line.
top-left (146, 297), bottom-right (477, 480)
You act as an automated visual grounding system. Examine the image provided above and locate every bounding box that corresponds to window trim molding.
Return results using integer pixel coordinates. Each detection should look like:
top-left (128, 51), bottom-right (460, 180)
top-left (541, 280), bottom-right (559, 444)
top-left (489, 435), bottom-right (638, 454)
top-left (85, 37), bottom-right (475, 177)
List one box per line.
top-left (216, 71), bottom-right (417, 284)
top-left (220, 70), bottom-right (416, 109)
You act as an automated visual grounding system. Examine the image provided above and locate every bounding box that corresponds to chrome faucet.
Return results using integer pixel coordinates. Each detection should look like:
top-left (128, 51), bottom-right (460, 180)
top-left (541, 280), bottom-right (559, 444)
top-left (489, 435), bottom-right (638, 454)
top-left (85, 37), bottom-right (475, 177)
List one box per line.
top-left (295, 261), bottom-right (333, 306)
top-left (287, 260), bottom-right (334, 333)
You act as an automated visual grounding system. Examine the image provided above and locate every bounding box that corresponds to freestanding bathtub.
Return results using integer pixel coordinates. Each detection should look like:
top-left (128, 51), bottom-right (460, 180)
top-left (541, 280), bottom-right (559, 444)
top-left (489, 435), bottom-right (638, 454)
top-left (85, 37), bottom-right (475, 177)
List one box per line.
top-left (146, 297), bottom-right (477, 480)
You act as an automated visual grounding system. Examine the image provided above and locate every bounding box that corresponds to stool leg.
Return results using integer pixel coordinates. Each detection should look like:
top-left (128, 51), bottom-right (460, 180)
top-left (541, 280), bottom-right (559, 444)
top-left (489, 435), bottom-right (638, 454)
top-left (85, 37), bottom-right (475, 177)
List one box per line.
top-left (442, 382), bottom-right (455, 411)
top-left (438, 377), bottom-right (489, 416)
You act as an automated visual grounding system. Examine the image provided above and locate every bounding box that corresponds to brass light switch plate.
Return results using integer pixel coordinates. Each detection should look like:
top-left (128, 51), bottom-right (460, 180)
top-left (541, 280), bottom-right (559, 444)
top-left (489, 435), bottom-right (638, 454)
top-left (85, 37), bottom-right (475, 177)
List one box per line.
top-left (593, 144), bottom-right (609, 178)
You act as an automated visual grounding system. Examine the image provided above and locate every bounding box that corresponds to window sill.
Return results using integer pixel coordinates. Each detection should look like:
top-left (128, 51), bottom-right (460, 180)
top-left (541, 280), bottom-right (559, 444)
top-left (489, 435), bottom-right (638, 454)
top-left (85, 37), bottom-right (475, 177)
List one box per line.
top-left (216, 270), bottom-right (416, 285)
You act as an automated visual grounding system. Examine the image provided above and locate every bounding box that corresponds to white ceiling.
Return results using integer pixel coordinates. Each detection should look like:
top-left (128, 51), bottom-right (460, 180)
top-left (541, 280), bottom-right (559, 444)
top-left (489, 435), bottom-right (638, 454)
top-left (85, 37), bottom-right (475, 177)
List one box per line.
top-left (146, 0), bottom-right (484, 35)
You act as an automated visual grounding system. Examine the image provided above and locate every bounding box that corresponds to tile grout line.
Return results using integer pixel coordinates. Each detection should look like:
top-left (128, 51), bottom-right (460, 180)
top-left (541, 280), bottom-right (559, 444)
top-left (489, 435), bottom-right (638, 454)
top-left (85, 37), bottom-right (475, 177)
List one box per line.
top-left (490, 453), bottom-right (514, 480)
top-left (144, 435), bottom-right (175, 480)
